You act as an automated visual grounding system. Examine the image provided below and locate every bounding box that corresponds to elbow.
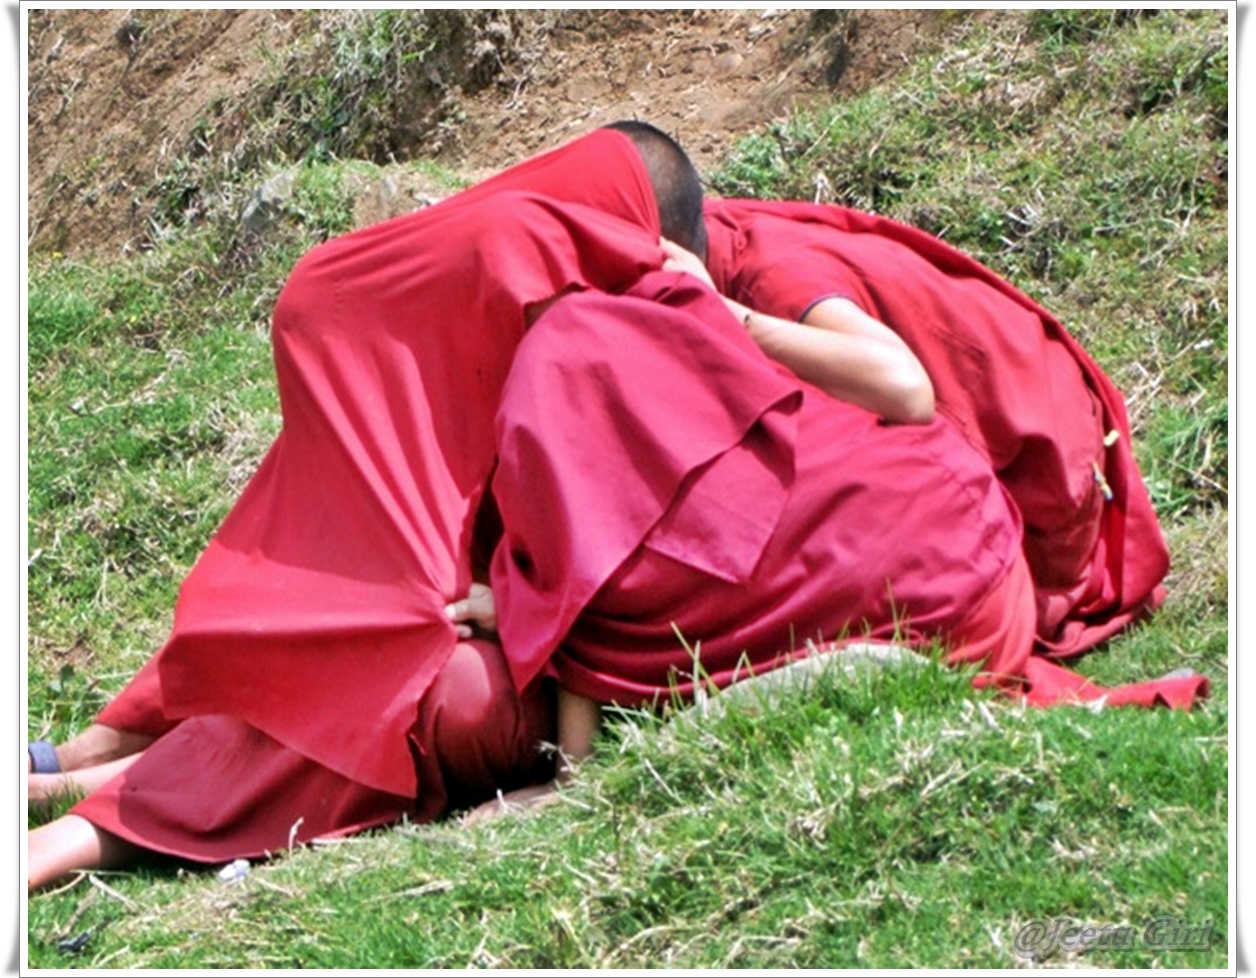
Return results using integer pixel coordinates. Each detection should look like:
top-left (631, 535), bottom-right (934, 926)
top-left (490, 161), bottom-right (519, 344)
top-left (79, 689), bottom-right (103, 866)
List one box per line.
top-left (884, 367), bottom-right (936, 426)
top-left (902, 381), bottom-right (936, 426)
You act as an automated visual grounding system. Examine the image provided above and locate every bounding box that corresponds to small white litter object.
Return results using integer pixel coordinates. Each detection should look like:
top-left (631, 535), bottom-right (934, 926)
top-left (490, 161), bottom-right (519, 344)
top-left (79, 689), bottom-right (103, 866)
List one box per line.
top-left (217, 858), bottom-right (251, 884)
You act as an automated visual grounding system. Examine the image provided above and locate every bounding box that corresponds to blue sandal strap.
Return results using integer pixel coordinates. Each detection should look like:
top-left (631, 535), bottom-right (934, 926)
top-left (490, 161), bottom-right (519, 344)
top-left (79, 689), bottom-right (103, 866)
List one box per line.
top-left (28, 740), bottom-right (61, 774)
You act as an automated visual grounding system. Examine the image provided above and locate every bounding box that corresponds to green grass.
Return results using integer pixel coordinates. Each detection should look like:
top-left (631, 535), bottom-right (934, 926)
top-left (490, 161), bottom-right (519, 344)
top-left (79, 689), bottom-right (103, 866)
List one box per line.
top-left (26, 7), bottom-right (1229, 970)
top-left (26, 662), bottom-right (1227, 968)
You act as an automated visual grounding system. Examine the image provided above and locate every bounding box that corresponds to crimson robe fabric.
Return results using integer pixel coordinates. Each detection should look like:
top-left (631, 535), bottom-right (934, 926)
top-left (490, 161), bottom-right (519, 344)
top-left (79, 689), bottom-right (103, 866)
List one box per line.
top-left (492, 271), bottom-right (1032, 702)
top-left (703, 198), bottom-right (1170, 657)
top-left (85, 129), bottom-right (661, 812)
top-left (74, 716), bottom-right (413, 861)
top-left (490, 271), bottom-right (1207, 712)
top-left (75, 639), bottom-right (555, 861)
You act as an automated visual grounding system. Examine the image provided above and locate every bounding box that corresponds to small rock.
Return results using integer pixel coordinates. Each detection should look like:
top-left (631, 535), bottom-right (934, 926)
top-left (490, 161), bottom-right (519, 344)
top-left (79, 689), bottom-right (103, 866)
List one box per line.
top-left (56, 929), bottom-right (93, 954)
top-left (240, 172), bottom-right (295, 233)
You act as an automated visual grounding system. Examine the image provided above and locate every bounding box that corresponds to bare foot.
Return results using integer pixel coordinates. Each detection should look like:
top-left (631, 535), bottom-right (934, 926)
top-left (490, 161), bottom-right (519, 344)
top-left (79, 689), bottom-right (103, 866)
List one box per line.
top-left (460, 781), bottom-right (560, 827)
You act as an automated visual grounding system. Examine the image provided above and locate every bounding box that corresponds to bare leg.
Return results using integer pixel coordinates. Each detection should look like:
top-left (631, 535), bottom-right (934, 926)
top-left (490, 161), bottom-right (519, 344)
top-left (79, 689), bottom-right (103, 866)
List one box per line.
top-left (28, 815), bottom-right (139, 891)
top-left (29, 753), bottom-right (145, 805)
top-left (29, 724), bottom-right (156, 773)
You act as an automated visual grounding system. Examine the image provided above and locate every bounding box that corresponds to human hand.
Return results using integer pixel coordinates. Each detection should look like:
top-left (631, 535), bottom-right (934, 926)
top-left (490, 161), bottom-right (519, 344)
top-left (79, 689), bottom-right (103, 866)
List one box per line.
top-left (445, 583), bottom-right (497, 639)
top-left (660, 237), bottom-right (715, 289)
top-left (460, 781), bottom-right (561, 827)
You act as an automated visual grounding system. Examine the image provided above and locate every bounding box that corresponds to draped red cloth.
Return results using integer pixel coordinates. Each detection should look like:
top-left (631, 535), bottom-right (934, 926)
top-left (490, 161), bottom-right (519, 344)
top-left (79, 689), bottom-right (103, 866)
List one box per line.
top-left (69, 152), bottom-right (1204, 864)
top-left (491, 271), bottom-right (1207, 711)
top-left (76, 639), bottom-right (555, 861)
top-left (492, 272), bottom-right (1032, 702)
top-left (86, 129), bottom-right (660, 811)
top-left (703, 198), bottom-right (1170, 658)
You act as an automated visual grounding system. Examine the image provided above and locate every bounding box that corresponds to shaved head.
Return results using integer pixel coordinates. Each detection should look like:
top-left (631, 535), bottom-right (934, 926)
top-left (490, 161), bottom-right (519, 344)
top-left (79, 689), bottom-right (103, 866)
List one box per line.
top-left (604, 120), bottom-right (707, 260)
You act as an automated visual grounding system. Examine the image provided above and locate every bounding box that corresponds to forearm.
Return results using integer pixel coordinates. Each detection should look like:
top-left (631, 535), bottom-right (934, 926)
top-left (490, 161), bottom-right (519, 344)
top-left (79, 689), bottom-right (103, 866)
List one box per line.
top-left (663, 233), bottom-right (932, 422)
top-left (556, 687), bottom-right (602, 780)
top-left (725, 297), bottom-right (935, 425)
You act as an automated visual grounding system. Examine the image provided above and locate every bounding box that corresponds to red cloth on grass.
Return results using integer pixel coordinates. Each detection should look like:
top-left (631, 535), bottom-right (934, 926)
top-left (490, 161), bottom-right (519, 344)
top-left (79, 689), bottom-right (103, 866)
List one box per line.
top-left (703, 198), bottom-right (1170, 657)
top-left (81, 128), bottom-right (659, 834)
top-left (490, 272), bottom-right (1206, 711)
top-left (75, 640), bottom-right (555, 861)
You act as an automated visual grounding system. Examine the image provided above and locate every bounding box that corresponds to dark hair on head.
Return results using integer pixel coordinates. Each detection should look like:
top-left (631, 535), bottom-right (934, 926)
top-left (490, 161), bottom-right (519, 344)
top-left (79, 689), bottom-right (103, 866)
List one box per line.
top-left (603, 120), bottom-right (707, 261)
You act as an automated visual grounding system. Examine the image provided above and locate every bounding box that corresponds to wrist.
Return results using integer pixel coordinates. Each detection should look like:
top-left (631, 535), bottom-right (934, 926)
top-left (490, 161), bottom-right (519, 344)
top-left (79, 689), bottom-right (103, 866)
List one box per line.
top-left (724, 298), bottom-right (754, 331)
top-left (740, 304), bottom-right (766, 339)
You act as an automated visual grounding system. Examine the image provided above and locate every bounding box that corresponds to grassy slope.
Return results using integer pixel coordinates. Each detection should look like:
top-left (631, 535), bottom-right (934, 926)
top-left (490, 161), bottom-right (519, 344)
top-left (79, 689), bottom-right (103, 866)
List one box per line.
top-left (26, 9), bottom-right (1229, 969)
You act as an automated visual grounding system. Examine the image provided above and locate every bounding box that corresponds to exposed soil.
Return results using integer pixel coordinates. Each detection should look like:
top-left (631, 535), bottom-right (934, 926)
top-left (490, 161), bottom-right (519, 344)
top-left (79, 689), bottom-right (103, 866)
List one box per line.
top-left (27, 8), bottom-right (961, 259)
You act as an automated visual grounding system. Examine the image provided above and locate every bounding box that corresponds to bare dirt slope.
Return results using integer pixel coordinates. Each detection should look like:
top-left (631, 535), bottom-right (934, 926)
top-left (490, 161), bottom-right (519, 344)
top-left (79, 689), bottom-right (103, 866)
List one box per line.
top-left (27, 8), bottom-right (953, 259)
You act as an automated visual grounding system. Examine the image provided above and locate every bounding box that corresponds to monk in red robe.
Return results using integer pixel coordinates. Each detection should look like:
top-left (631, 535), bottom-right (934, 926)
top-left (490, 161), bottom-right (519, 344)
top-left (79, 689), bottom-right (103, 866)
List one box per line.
top-left (490, 270), bottom-right (1035, 696)
top-left (701, 198), bottom-right (1171, 658)
top-left (475, 247), bottom-right (1206, 816)
top-left (27, 123), bottom-right (705, 888)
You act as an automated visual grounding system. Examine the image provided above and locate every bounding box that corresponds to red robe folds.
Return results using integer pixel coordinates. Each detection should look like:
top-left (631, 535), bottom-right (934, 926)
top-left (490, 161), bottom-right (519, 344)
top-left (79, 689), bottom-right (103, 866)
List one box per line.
top-left (491, 273), bottom-right (1206, 712)
top-left (492, 272), bottom-right (1032, 702)
top-left (74, 130), bottom-right (664, 858)
top-left (703, 198), bottom-right (1170, 657)
top-left (156, 151), bottom-right (660, 798)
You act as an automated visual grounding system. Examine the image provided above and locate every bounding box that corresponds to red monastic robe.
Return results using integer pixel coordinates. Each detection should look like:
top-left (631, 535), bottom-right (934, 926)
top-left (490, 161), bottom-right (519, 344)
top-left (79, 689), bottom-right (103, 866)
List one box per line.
top-left (492, 272), bottom-right (1033, 700)
top-left (491, 272), bottom-right (1206, 712)
top-left (73, 130), bottom-right (663, 858)
top-left (703, 198), bottom-right (1171, 657)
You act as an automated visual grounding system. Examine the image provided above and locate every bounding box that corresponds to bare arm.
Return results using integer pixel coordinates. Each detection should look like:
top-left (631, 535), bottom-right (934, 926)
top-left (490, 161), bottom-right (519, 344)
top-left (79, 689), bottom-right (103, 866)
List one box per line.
top-left (661, 237), bottom-right (935, 425)
top-left (449, 584), bottom-right (603, 824)
top-left (738, 296), bottom-right (934, 425)
top-left (555, 687), bottom-right (601, 778)
top-left (459, 687), bottom-right (602, 825)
